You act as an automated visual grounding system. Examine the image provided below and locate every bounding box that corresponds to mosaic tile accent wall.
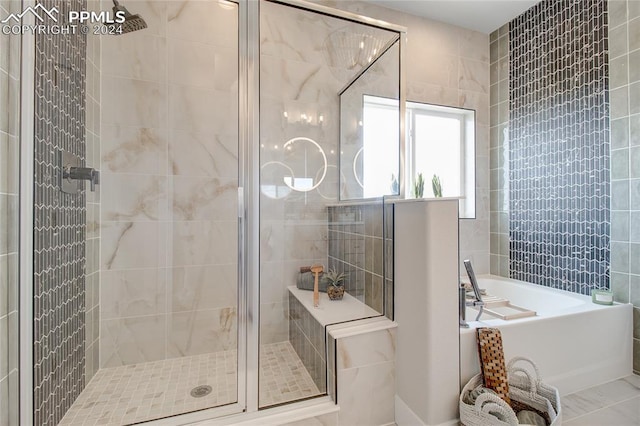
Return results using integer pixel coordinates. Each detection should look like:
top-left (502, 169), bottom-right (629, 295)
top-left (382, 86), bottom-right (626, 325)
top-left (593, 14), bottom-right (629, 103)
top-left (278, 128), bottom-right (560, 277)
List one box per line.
top-left (327, 203), bottom-right (394, 318)
top-left (0, 0), bottom-right (21, 424)
top-left (508, 0), bottom-right (610, 294)
top-left (33, 1), bottom-right (88, 424)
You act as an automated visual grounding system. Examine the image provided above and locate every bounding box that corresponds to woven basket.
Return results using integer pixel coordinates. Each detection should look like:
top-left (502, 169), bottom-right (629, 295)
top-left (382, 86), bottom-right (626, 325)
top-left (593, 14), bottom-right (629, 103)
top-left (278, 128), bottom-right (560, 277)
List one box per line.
top-left (460, 357), bottom-right (562, 426)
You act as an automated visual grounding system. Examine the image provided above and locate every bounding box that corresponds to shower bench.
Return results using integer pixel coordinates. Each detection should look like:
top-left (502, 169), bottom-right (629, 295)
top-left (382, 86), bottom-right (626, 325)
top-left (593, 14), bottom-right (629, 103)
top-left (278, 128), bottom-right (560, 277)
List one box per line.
top-left (288, 286), bottom-right (396, 425)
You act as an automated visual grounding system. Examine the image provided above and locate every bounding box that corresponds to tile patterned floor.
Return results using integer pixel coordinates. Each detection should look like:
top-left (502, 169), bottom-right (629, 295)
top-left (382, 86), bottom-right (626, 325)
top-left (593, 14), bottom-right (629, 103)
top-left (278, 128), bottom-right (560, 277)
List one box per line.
top-left (259, 341), bottom-right (322, 407)
top-left (563, 375), bottom-right (640, 425)
top-left (60, 342), bottom-right (320, 425)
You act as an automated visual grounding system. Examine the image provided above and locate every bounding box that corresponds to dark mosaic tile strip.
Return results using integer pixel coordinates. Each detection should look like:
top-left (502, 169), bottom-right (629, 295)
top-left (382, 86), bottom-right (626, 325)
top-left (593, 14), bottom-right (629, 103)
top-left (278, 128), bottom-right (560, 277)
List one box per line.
top-left (33, 1), bottom-right (88, 424)
top-left (508, 0), bottom-right (610, 295)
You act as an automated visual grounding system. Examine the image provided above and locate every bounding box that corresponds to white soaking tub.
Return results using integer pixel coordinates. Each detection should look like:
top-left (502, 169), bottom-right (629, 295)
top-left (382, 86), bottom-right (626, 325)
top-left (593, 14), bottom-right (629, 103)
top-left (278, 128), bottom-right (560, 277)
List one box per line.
top-left (460, 275), bottom-right (633, 396)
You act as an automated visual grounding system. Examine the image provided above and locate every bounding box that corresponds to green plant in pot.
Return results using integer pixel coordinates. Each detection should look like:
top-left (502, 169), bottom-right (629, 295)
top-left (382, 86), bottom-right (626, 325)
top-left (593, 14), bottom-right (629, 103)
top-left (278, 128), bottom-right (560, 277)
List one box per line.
top-left (323, 269), bottom-right (346, 300)
top-left (413, 173), bottom-right (425, 198)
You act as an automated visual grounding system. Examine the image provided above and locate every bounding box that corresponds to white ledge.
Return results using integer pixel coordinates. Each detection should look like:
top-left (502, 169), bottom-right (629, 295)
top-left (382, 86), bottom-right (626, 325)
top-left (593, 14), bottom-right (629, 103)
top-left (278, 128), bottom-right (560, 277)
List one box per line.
top-left (288, 286), bottom-right (380, 327)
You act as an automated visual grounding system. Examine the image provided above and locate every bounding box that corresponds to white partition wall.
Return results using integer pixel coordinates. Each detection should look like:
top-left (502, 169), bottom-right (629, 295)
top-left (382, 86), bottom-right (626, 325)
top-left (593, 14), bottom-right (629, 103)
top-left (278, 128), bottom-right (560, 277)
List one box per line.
top-left (394, 199), bottom-right (460, 425)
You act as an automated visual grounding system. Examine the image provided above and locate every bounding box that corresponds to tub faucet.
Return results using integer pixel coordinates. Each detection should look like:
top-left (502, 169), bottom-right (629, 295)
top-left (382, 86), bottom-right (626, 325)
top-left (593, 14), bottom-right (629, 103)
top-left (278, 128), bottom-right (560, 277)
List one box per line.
top-left (460, 259), bottom-right (484, 327)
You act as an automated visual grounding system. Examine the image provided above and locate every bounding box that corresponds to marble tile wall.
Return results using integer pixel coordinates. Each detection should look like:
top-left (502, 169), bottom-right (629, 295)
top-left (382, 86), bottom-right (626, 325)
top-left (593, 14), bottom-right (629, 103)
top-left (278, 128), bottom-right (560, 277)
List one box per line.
top-left (607, 0), bottom-right (640, 373)
top-left (288, 294), bottom-right (326, 395)
top-left (33, 1), bottom-right (88, 424)
top-left (316, 0), bottom-right (491, 276)
top-left (0, 0), bottom-right (20, 424)
top-left (489, 25), bottom-right (510, 277)
top-left (99, 0), bottom-right (239, 367)
top-left (334, 325), bottom-right (396, 426)
top-left (85, 0), bottom-right (101, 383)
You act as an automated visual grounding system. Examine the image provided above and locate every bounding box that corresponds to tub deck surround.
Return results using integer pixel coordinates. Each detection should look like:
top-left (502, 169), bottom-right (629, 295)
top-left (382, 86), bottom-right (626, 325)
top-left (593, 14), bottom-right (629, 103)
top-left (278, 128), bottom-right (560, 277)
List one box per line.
top-left (460, 275), bottom-right (633, 398)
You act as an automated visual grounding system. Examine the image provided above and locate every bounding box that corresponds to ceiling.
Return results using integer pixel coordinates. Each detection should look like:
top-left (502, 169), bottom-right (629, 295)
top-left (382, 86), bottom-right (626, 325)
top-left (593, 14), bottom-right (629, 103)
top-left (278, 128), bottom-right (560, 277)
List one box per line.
top-left (366, 0), bottom-right (541, 34)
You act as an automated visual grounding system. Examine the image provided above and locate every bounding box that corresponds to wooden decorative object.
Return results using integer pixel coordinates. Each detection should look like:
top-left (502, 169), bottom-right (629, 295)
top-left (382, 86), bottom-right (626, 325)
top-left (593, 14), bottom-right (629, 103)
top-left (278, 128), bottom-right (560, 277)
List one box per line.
top-left (476, 327), bottom-right (511, 405)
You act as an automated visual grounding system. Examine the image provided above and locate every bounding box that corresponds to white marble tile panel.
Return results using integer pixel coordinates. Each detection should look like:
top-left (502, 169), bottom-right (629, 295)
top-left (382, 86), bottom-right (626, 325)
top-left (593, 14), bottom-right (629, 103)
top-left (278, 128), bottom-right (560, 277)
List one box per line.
top-left (100, 315), bottom-right (166, 367)
top-left (170, 220), bottom-right (237, 267)
top-left (408, 53), bottom-right (459, 89)
top-left (406, 81), bottom-right (459, 107)
top-left (102, 33), bottom-right (167, 82)
top-left (166, 307), bottom-right (237, 357)
top-left (460, 30), bottom-right (490, 63)
top-left (169, 264), bottom-right (237, 312)
top-left (167, 0), bottom-right (238, 47)
top-left (169, 39), bottom-right (237, 91)
top-left (168, 129), bottom-right (238, 178)
top-left (101, 221), bottom-right (167, 270)
top-left (284, 222), bottom-right (328, 261)
top-left (102, 77), bottom-right (166, 128)
top-left (101, 173), bottom-right (168, 222)
top-left (260, 55), bottom-right (340, 104)
top-left (168, 84), bottom-right (237, 135)
top-left (337, 361), bottom-right (395, 426)
top-left (459, 91), bottom-right (489, 125)
top-left (259, 261), bottom-right (286, 305)
top-left (100, 268), bottom-right (168, 319)
top-left (170, 176), bottom-right (237, 221)
top-left (260, 221), bottom-right (285, 263)
top-left (459, 58), bottom-right (489, 94)
top-left (336, 327), bottom-right (395, 370)
top-left (260, 301), bottom-right (289, 344)
top-left (101, 125), bottom-right (168, 175)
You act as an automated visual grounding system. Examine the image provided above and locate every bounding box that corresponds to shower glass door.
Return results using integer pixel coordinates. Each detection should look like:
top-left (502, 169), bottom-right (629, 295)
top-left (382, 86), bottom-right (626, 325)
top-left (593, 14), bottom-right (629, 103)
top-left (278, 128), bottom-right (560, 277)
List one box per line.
top-left (26, 0), bottom-right (244, 424)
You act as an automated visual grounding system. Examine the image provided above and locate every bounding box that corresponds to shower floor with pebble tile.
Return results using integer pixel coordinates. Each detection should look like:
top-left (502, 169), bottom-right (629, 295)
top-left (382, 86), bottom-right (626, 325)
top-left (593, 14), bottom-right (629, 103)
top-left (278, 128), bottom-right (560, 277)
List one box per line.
top-left (59, 342), bottom-right (320, 425)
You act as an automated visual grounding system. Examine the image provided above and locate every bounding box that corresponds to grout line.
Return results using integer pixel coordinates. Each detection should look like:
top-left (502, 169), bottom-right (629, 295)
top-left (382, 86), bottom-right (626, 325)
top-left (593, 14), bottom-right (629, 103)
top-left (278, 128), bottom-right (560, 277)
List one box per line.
top-left (565, 393), bottom-right (640, 423)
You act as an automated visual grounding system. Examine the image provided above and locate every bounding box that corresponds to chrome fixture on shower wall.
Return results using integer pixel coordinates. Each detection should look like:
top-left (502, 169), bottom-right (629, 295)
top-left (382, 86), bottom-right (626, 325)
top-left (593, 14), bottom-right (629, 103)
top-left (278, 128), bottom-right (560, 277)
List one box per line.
top-left (58, 150), bottom-right (100, 193)
top-left (110, 0), bottom-right (147, 34)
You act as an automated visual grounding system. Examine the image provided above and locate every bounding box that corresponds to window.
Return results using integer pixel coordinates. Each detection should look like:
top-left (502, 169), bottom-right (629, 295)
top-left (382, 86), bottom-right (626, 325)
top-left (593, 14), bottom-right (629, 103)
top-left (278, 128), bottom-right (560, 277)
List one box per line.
top-left (407, 102), bottom-right (476, 218)
top-left (360, 95), bottom-right (400, 198)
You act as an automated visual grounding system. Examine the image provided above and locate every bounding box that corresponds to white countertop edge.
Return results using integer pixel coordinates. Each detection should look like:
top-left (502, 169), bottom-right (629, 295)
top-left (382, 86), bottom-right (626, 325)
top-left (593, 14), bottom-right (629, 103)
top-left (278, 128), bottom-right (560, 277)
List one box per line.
top-left (288, 285), bottom-right (380, 327)
top-left (327, 316), bottom-right (396, 339)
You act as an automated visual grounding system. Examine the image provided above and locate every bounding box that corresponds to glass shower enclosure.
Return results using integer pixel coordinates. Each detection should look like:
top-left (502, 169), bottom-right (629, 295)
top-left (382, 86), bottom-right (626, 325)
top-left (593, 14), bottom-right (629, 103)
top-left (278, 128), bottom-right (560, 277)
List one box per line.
top-left (6, 0), bottom-right (403, 424)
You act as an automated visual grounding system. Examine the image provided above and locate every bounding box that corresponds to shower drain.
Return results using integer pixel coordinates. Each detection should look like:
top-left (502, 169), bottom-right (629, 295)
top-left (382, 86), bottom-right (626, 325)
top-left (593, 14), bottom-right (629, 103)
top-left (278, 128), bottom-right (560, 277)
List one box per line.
top-left (190, 385), bottom-right (213, 398)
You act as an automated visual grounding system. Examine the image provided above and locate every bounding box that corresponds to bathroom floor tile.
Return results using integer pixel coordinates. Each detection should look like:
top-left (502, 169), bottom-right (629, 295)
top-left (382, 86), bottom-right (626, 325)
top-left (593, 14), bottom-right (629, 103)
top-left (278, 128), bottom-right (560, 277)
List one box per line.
top-left (564, 395), bottom-right (640, 425)
top-left (562, 377), bottom-right (640, 420)
top-left (60, 342), bottom-right (320, 425)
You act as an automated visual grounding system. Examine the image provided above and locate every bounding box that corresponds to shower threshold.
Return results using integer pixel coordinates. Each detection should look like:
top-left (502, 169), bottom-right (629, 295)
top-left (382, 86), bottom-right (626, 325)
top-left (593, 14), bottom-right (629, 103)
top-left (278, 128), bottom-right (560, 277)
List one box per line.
top-left (60, 342), bottom-right (320, 425)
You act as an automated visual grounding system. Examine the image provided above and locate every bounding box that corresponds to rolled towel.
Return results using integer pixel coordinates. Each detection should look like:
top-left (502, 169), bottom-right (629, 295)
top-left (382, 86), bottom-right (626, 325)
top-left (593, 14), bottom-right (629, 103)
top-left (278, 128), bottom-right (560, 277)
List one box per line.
top-left (297, 271), bottom-right (328, 292)
top-left (516, 410), bottom-right (546, 426)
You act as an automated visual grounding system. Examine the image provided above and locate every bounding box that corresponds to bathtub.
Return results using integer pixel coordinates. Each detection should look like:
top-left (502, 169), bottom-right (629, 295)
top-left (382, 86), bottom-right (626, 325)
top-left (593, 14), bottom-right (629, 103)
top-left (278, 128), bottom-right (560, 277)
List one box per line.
top-left (460, 275), bottom-right (633, 396)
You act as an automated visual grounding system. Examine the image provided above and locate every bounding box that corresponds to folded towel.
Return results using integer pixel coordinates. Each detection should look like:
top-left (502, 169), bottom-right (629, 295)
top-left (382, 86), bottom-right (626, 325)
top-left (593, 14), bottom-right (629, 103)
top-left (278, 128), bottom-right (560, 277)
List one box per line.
top-left (297, 271), bottom-right (328, 292)
top-left (516, 410), bottom-right (546, 426)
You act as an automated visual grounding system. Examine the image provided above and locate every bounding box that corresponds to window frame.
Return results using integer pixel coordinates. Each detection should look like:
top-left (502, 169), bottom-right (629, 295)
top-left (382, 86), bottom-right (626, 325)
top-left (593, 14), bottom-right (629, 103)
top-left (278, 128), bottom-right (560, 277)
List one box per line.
top-left (406, 101), bottom-right (476, 219)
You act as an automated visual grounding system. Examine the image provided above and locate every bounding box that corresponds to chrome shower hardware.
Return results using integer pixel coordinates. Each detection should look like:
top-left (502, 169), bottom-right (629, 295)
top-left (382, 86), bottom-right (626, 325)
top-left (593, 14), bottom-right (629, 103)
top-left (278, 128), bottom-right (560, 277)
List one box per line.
top-left (59, 150), bottom-right (100, 193)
